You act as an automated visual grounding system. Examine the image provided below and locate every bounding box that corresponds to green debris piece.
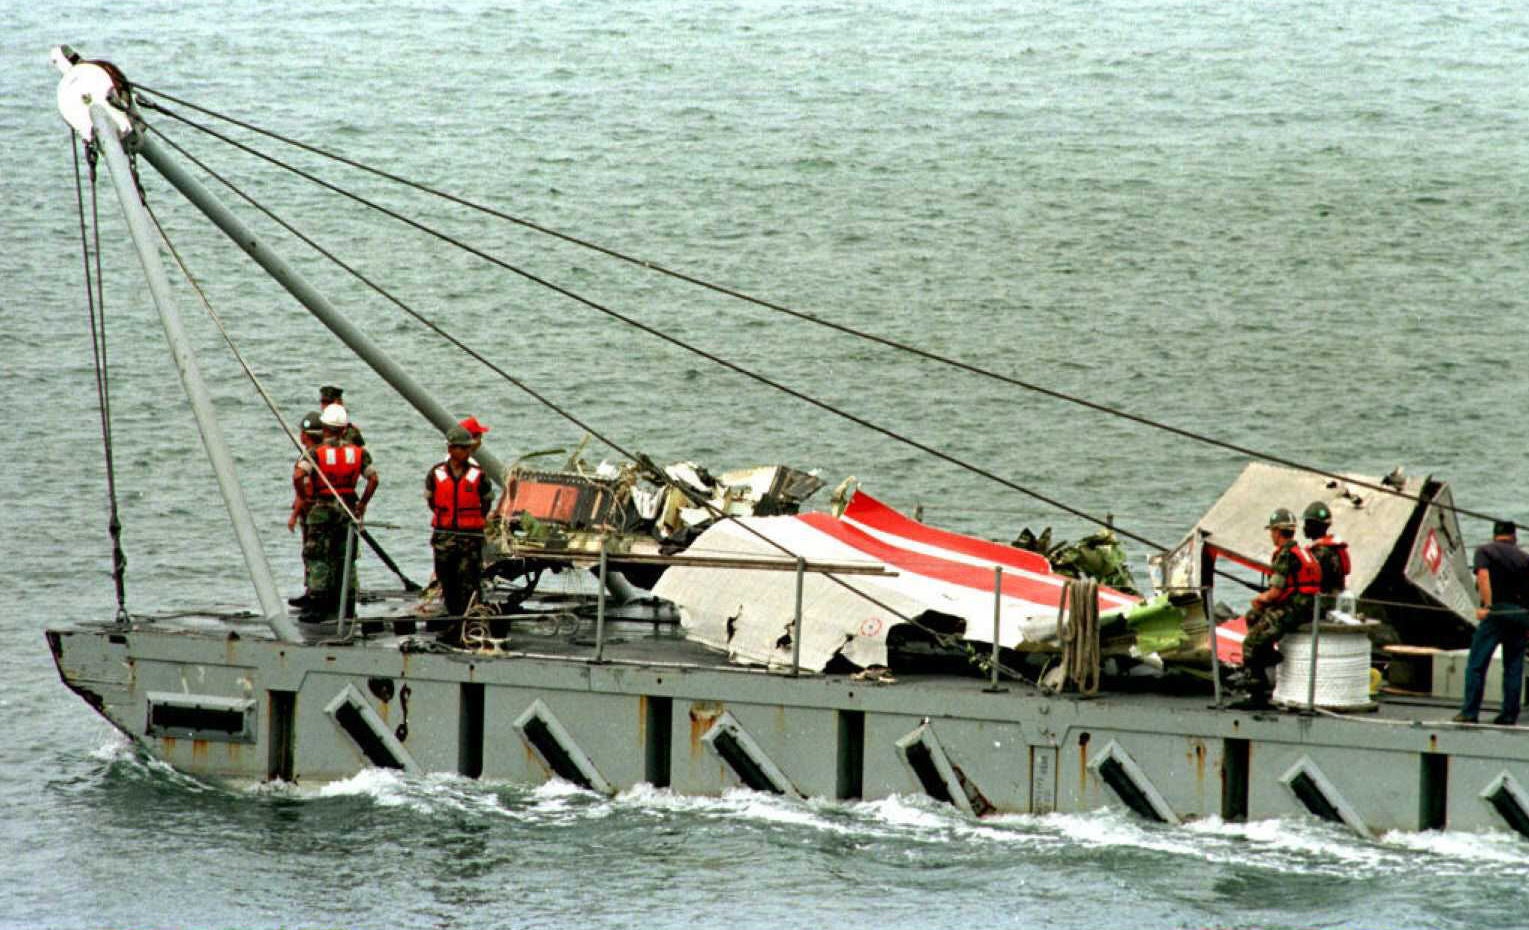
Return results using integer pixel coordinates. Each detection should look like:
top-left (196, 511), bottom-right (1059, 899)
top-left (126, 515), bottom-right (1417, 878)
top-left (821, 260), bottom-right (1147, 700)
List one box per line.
top-left (1112, 594), bottom-right (1187, 654)
top-left (1012, 526), bottom-right (1140, 596)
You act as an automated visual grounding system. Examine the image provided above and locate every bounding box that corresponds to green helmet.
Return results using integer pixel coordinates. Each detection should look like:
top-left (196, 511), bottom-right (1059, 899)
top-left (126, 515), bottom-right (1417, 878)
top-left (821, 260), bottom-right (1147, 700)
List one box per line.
top-left (1302, 501), bottom-right (1332, 524)
top-left (1266, 507), bottom-right (1297, 530)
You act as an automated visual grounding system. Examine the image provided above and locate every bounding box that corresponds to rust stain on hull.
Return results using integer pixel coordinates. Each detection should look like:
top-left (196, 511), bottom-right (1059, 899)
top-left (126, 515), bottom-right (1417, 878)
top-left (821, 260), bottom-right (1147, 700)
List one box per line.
top-left (689, 701), bottom-right (724, 759)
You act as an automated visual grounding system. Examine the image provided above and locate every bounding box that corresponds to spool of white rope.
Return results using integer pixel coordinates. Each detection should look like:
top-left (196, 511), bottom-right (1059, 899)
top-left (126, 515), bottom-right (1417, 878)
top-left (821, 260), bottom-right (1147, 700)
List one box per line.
top-left (1273, 623), bottom-right (1376, 710)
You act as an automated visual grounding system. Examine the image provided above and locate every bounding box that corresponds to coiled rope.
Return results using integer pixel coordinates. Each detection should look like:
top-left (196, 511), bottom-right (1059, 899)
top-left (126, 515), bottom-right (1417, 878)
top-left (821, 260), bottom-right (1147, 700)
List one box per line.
top-left (1056, 578), bottom-right (1101, 695)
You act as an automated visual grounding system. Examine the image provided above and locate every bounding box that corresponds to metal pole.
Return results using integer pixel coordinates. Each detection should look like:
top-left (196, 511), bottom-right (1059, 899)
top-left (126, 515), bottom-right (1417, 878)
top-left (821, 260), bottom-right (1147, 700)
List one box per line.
top-left (1201, 532), bottom-right (1222, 708)
top-left (791, 557), bottom-right (805, 676)
top-left (593, 536), bottom-right (608, 663)
top-left (985, 565), bottom-right (1007, 693)
top-left (336, 523), bottom-right (356, 632)
top-left (132, 134), bottom-right (508, 487)
top-left (1305, 594), bottom-right (1323, 713)
top-left (88, 106), bottom-right (300, 643)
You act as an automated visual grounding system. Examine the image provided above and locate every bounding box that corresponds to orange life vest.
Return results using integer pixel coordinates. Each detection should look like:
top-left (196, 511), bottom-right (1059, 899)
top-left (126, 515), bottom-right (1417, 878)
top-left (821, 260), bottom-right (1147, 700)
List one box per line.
top-left (1267, 541), bottom-right (1322, 603)
top-left (432, 463), bottom-right (486, 531)
top-left (315, 443), bottom-right (362, 499)
top-left (1309, 535), bottom-right (1352, 593)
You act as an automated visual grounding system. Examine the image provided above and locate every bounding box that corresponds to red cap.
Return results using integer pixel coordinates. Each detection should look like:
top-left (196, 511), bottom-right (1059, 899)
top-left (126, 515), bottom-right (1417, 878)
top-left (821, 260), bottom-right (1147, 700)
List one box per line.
top-left (457, 416), bottom-right (491, 437)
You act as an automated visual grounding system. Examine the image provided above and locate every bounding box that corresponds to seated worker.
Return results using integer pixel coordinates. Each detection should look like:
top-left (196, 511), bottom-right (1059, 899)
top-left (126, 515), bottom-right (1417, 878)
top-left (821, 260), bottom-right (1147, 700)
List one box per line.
top-left (1302, 500), bottom-right (1351, 597)
top-left (1233, 508), bottom-right (1321, 709)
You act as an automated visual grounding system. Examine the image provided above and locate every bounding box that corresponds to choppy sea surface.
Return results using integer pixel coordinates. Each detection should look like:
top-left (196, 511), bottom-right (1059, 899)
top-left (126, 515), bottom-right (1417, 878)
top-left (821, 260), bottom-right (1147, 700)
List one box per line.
top-left (4, 2), bottom-right (1529, 927)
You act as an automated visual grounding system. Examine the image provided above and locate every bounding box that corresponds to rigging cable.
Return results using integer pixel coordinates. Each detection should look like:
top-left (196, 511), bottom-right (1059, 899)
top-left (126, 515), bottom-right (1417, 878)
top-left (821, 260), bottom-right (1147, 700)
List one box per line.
top-left (132, 84), bottom-right (1510, 528)
top-left (140, 199), bottom-right (420, 594)
top-left (143, 123), bottom-right (1060, 676)
top-left (142, 113), bottom-right (1169, 562)
top-left (147, 111), bottom-right (1264, 599)
top-left (72, 132), bottom-right (129, 622)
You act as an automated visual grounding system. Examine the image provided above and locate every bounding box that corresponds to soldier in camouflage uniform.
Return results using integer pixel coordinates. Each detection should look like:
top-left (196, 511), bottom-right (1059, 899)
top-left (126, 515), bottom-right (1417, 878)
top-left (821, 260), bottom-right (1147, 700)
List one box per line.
top-left (297, 405), bottom-right (379, 618)
top-left (1235, 507), bottom-right (1321, 708)
top-left (425, 425), bottom-right (495, 645)
top-left (285, 411), bottom-right (326, 608)
top-left (319, 384), bottom-right (366, 447)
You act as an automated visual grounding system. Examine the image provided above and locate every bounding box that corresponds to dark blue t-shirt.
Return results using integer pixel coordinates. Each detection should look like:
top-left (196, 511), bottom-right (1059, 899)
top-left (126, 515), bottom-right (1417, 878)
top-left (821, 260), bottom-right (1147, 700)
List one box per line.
top-left (1473, 540), bottom-right (1529, 608)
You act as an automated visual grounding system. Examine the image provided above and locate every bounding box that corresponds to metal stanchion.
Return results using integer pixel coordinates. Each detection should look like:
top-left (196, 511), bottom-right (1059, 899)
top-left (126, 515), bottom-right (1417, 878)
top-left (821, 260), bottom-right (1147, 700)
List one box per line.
top-left (594, 536), bottom-right (609, 663)
top-left (985, 565), bottom-right (1007, 693)
top-left (791, 557), bottom-right (805, 676)
top-left (1201, 533), bottom-right (1223, 708)
top-left (336, 522), bottom-right (356, 633)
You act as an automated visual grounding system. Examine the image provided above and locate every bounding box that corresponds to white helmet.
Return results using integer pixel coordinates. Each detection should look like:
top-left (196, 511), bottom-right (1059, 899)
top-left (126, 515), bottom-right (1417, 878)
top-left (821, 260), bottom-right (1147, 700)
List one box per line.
top-left (319, 404), bottom-right (349, 429)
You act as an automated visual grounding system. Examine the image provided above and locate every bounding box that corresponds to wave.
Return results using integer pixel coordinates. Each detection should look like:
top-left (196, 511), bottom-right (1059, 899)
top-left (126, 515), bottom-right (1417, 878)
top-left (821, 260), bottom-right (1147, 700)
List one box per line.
top-left (82, 737), bottom-right (1527, 874)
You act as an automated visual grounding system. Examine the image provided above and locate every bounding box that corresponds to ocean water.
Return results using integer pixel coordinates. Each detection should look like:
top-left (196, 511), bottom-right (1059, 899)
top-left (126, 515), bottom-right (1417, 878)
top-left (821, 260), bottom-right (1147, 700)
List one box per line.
top-left (4, 1), bottom-right (1528, 926)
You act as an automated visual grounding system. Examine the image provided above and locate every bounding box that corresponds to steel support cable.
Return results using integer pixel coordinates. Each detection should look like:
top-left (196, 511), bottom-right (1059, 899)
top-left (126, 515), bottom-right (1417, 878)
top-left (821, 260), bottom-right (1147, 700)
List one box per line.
top-left (140, 200), bottom-right (373, 541)
top-left (144, 197), bottom-right (429, 594)
top-left (133, 86), bottom-right (1510, 529)
top-left (144, 114), bottom-right (1162, 565)
top-left (142, 126), bottom-right (994, 665)
top-left (72, 133), bottom-right (129, 621)
top-left (148, 112), bottom-right (1262, 606)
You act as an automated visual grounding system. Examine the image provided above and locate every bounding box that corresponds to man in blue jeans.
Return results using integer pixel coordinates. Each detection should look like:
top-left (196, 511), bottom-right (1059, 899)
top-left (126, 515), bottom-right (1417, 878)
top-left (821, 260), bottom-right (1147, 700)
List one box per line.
top-left (1455, 520), bottom-right (1529, 725)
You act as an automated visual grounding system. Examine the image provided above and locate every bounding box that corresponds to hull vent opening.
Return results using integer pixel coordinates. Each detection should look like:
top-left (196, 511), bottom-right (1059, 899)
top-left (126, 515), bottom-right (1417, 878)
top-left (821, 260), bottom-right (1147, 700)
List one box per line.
top-left (324, 684), bottom-right (418, 772)
top-left (700, 712), bottom-right (798, 797)
top-left (266, 690), bottom-right (296, 782)
top-left (1482, 773), bottom-right (1529, 839)
top-left (644, 696), bottom-right (673, 789)
top-left (894, 723), bottom-right (993, 817)
top-left (1419, 753), bottom-right (1448, 831)
top-left (513, 699), bottom-right (613, 795)
top-left (1279, 756), bottom-right (1369, 837)
top-left (459, 683), bottom-right (484, 779)
top-left (1086, 740), bottom-right (1179, 825)
top-left (1221, 738), bottom-right (1250, 823)
top-left (146, 691), bottom-right (255, 744)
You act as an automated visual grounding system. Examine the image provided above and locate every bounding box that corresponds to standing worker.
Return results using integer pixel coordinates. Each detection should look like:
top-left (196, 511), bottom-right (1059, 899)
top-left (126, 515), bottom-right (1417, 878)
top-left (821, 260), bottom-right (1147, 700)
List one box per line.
top-left (425, 425), bottom-right (495, 645)
top-left (286, 411), bottom-right (325, 608)
top-left (1302, 501), bottom-right (1351, 597)
top-left (319, 384), bottom-right (365, 447)
top-left (1454, 520), bottom-right (1529, 725)
top-left (297, 405), bottom-right (379, 618)
top-left (1232, 508), bottom-right (1322, 709)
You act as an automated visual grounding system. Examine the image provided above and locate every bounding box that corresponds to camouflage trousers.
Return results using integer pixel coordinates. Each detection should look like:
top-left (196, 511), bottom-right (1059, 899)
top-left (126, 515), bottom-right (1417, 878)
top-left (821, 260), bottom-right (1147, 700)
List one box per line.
top-left (432, 530), bottom-right (484, 619)
top-left (303, 502), bottom-right (359, 609)
top-left (1241, 598), bottom-right (1314, 680)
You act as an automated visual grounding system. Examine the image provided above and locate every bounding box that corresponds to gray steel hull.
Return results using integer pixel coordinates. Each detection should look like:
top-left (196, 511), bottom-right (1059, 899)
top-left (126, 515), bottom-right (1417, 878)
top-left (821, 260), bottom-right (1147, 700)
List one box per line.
top-left (47, 620), bottom-right (1529, 838)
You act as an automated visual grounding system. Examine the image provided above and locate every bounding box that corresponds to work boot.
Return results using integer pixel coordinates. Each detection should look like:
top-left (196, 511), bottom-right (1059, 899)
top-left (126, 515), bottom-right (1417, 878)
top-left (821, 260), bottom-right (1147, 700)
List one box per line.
top-left (287, 592), bottom-right (311, 608)
top-left (1451, 713), bottom-right (1478, 724)
top-left (1492, 714), bottom-right (1519, 726)
top-left (1224, 669), bottom-right (1255, 690)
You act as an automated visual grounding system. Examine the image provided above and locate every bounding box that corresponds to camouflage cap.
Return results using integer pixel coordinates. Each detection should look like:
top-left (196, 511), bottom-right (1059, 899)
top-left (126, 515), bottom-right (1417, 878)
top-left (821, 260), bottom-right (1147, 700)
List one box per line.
top-left (446, 425), bottom-right (474, 447)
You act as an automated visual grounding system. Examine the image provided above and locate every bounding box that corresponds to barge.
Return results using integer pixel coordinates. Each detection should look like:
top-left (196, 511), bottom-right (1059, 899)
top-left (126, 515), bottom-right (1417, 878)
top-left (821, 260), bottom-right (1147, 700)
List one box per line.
top-left (46, 48), bottom-right (1529, 840)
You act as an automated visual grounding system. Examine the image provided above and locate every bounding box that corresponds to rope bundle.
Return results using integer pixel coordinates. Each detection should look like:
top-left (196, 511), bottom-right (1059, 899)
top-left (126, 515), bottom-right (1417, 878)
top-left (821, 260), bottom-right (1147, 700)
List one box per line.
top-left (1057, 579), bottom-right (1101, 695)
